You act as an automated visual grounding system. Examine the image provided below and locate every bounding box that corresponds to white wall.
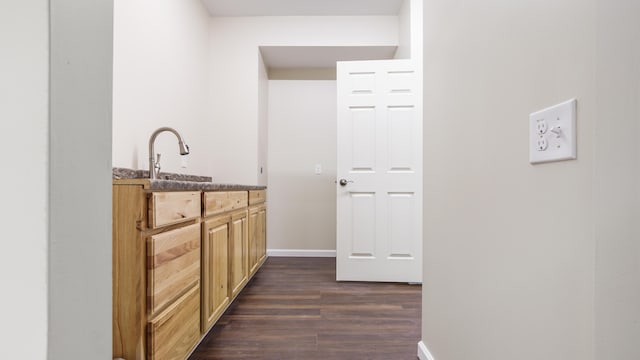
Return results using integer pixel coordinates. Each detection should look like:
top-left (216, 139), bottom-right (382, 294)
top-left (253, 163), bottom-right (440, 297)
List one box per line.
top-left (257, 51), bottom-right (269, 186)
top-left (409, 0), bottom-right (423, 67)
top-left (48, 0), bottom-right (113, 358)
top-left (267, 81), bottom-right (337, 251)
top-left (593, 0), bottom-right (640, 358)
top-left (209, 16), bottom-right (398, 184)
top-left (422, 0), bottom-right (596, 359)
top-left (395, 0), bottom-right (411, 59)
top-left (421, 0), bottom-right (639, 359)
top-left (112, 0), bottom-right (211, 176)
top-left (0, 2), bottom-right (49, 358)
top-left (394, 0), bottom-right (423, 65)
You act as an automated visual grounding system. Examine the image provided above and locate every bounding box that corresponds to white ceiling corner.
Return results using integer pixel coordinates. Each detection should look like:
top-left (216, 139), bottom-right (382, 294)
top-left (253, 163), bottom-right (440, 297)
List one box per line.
top-left (260, 46), bottom-right (398, 69)
top-left (202, 0), bottom-right (405, 17)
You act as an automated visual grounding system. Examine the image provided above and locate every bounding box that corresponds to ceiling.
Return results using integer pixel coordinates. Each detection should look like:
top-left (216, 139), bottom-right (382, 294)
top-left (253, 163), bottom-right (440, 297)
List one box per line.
top-left (204, 1), bottom-right (403, 71)
top-left (202, 0), bottom-right (405, 17)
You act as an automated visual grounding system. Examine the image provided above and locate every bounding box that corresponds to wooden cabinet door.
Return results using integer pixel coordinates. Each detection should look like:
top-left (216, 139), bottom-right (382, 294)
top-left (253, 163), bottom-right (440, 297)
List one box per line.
top-left (229, 210), bottom-right (248, 299)
top-left (248, 204), bottom-right (267, 276)
top-left (248, 207), bottom-right (260, 276)
top-left (201, 215), bottom-right (230, 333)
top-left (257, 206), bottom-right (267, 265)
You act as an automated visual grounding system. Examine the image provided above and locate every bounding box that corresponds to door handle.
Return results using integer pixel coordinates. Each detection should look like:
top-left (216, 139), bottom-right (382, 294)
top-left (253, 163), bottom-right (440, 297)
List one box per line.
top-left (338, 179), bottom-right (354, 186)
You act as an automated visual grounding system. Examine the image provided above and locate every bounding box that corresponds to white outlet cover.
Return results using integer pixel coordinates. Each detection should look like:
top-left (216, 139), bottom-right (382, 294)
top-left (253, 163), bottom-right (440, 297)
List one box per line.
top-left (529, 98), bottom-right (577, 164)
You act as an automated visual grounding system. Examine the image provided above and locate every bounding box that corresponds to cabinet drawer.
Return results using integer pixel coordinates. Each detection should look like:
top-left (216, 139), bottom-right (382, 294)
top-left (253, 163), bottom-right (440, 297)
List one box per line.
top-left (203, 191), bottom-right (248, 217)
top-left (149, 191), bottom-right (201, 229)
top-left (148, 284), bottom-right (200, 360)
top-left (248, 190), bottom-right (266, 205)
top-left (148, 223), bottom-right (200, 315)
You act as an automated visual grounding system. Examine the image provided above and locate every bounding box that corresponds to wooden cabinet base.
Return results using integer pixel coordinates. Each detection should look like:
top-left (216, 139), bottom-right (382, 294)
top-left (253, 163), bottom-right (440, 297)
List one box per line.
top-left (114, 184), bottom-right (266, 360)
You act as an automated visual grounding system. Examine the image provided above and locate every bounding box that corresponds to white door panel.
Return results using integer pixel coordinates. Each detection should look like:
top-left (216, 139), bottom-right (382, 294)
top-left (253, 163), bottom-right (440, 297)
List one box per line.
top-left (336, 59), bottom-right (422, 283)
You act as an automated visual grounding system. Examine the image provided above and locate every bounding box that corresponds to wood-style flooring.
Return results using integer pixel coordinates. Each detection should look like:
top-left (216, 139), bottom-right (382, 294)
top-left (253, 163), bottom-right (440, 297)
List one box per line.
top-left (189, 257), bottom-right (421, 360)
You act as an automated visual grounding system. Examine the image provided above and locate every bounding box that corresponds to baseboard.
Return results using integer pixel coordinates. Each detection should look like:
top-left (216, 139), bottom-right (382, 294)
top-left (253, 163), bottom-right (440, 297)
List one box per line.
top-left (418, 341), bottom-right (435, 360)
top-left (266, 249), bottom-right (336, 257)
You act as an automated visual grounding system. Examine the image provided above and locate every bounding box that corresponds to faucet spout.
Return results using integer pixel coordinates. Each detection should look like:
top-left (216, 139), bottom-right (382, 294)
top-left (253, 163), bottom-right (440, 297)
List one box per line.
top-left (148, 127), bottom-right (190, 179)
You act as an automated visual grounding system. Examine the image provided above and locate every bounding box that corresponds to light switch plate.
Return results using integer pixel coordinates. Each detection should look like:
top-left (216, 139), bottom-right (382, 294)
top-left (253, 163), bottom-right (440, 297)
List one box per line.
top-left (529, 98), bottom-right (577, 164)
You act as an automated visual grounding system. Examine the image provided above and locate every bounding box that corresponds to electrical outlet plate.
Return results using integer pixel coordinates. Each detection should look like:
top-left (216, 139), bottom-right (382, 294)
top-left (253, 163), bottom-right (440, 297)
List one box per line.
top-left (529, 98), bottom-right (577, 164)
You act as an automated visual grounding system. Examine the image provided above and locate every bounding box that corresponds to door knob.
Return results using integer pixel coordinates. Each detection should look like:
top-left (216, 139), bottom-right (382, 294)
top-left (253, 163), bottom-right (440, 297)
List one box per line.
top-left (338, 179), bottom-right (353, 186)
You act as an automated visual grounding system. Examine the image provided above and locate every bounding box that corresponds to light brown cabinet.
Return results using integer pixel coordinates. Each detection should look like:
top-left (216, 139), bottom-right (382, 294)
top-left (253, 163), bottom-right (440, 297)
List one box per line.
top-left (113, 185), bottom-right (201, 360)
top-left (114, 181), bottom-right (266, 360)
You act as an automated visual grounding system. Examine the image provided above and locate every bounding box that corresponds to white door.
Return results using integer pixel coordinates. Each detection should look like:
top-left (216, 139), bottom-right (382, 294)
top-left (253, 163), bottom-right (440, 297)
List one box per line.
top-left (336, 59), bottom-right (422, 283)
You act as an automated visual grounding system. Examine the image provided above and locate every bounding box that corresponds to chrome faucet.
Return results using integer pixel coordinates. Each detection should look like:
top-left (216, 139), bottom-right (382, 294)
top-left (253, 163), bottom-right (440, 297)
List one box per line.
top-left (148, 127), bottom-right (190, 179)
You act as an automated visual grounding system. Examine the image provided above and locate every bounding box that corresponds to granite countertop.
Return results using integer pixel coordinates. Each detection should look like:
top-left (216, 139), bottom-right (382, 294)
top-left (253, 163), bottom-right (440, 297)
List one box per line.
top-left (113, 167), bottom-right (266, 191)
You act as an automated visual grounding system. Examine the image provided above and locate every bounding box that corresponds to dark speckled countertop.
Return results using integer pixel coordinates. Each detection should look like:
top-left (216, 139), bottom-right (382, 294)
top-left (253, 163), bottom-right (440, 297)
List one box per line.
top-left (113, 167), bottom-right (266, 191)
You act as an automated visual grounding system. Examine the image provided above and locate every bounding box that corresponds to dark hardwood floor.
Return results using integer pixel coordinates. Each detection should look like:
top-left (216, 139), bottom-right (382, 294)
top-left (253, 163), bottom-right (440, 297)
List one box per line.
top-left (189, 257), bottom-right (421, 360)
